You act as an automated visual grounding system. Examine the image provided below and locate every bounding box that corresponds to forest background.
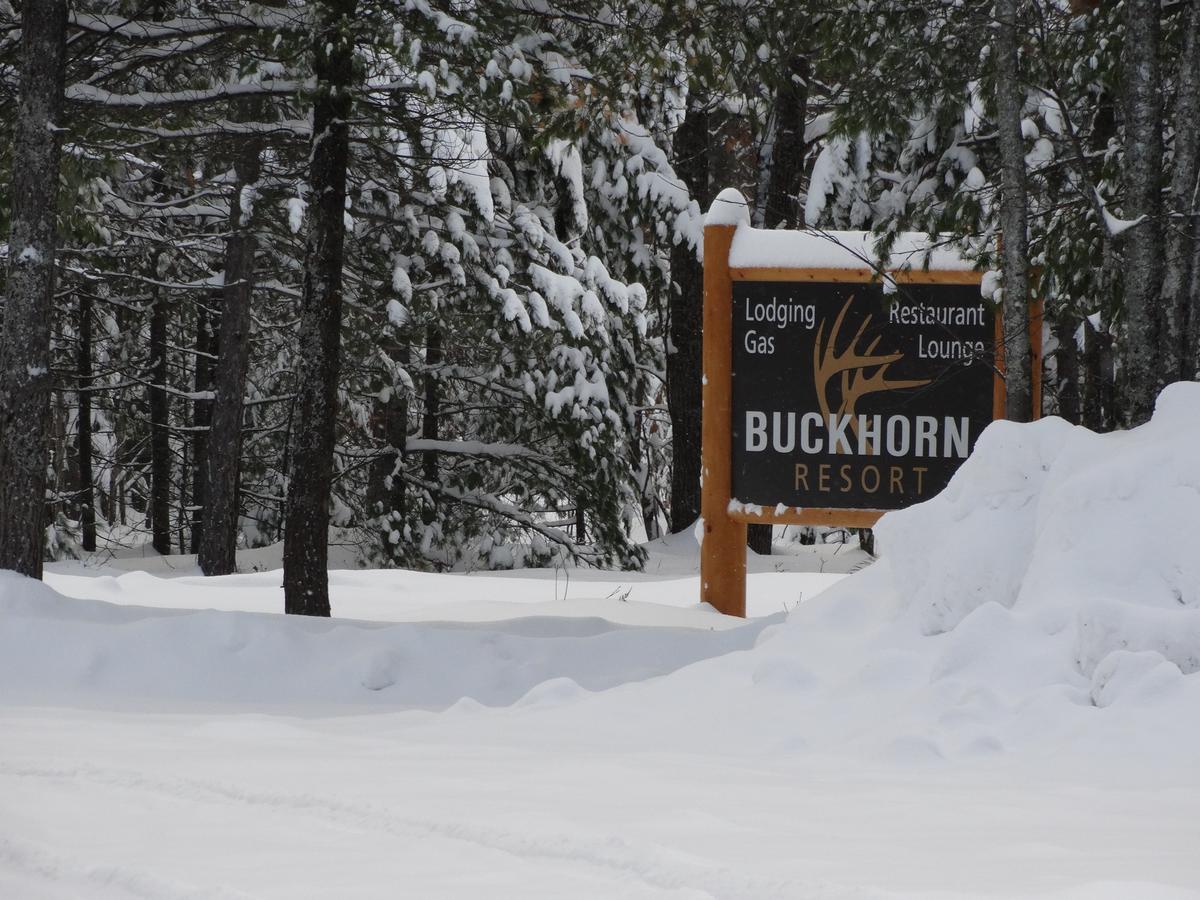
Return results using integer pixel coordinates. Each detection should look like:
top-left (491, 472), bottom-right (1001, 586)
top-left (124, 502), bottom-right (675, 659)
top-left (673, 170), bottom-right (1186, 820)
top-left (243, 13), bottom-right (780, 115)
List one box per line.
top-left (0, 0), bottom-right (1194, 615)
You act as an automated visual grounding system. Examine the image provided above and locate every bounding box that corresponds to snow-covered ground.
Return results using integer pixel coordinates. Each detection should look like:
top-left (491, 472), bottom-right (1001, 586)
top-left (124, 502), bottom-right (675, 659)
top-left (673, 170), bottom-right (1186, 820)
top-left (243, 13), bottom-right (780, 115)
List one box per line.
top-left (4, 386), bottom-right (1200, 899)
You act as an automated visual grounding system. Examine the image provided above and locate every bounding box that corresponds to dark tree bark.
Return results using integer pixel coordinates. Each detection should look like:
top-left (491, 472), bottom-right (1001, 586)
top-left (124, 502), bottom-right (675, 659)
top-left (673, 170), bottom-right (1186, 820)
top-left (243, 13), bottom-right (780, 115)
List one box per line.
top-left (1121, 0), bottom-right (1165, 425)
top-left (667, 103), bottom-right (709, 533)
top-left (0, 0), bottom-right (68, 579)
top-left (365, 336), bottom-right (408, 544)
top-left (1052, 318), bottom-right (1082, 425)
top-left (995, 0), bottom-right (1034, 422)
top-left (199, 142), bottom-right (263, 575)
top-left (148, 279), bottom-right (172, 555)
top-left (76, 291), bottom-right (97, 553)
top-left (1082, 317), bottom-right (1115, 431)
top-left (858, 528), bottom-right (876, 557)
top-left (762, 56), bottom-right (810, 230)
top-left (746, 61), bottom-right (810, 556)
top-left (190, 294), bottom-right (217, 552)
top-left (178, 441), bottom-right (189, 554)
top-left (420, 325), bottom-right (441, 525)
top-left (630, 411), bottom-right (661, 541)
top-left (1165, 0), bottom-right (1200, 381)
top-left (746, 524), bottom-right (772, 555)
top-left (1190, 213), bottom-right (1200, 379)
top-left (283, 0), bottom-right (357, 616)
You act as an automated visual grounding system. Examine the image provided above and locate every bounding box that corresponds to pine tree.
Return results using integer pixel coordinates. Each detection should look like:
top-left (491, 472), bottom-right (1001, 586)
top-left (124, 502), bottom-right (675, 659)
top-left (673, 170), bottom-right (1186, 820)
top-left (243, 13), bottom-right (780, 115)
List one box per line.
top-left (0, 0), bottom-right (69, 578)
top-left (283, 0), bottom-right (358, 616)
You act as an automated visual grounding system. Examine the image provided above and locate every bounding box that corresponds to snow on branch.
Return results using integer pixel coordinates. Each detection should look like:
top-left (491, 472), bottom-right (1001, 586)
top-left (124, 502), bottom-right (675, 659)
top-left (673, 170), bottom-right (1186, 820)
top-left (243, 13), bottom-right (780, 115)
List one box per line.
top-left (66, 80), bottom-right (310, 109)
top-left (399, 472), bottom-right (600, 562)
top-left (69, 9), bottom-right (305, 41)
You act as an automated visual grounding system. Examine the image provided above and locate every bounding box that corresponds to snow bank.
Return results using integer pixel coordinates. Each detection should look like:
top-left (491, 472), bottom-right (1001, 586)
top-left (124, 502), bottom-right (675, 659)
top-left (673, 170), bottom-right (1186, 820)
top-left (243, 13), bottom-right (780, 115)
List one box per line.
top-left (463, 383), bottom-right (1200, 767)
top-left (882, 382), bottom-right (1200, 675)
top-left (4, 392), bottom-right (1198, 900)
top-left (5, 386), bottom-right (1198, 762)
top-left (706, 382), bottom-right (1200, 759)
top-left (0, 570), bottom-right (777, 712)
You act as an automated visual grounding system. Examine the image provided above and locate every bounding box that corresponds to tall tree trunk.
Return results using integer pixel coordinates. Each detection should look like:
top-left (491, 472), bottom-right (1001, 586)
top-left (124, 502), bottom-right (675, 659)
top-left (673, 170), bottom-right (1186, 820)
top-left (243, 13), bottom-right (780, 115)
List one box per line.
top-left (762, 55), bottom-right (810, 230)
top-left (77, 291), bottom-right (97, 552)
top-left (283, 0), bottom-right (357, 616)
top-left (1190, 212), bottom-right (1200, 379)
top-left (995, 0), bottom-right (1033, 422)
top-left (365, 336), bottom-right (408, 548)
top-left (148, 279), bottom-right (172, 555)
top-left (199, 142), bottom-right (263, 575)
top-left (630, 410), bottom-right (661, 541)
top-left (1121, 0), bottom-right (1165, 425)
top-left (190, 294), bottom-right (217, 552)
top-left (421, 326), bottom-right (441, 525)
top-left (0, 0), bottom-right (68, 579)
top-left (1165, 0), bottom-right (1200, 381)
top-left (1052, 317), bottom-right (1081, 424)
top-left (178, 441), bottom-right (189, 554)
top-left (747, 61), bottom-right (810, 556)
top-left (667, 103), bottom-right (708, 533)
top-left (1082, 316), bottom-right (1117, 431)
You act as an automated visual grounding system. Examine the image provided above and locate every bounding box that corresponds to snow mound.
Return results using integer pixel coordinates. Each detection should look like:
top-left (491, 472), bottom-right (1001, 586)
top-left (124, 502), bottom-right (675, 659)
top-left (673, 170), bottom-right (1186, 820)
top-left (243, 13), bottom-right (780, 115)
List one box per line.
top-left (718, 382), bottom-right (1200, 758)
top-left (704, 187), bottom-right (750, 226)
top-left (0, 571), bottom-right (777, 712)
top-left (881, 382), bottom-right (1200, 676)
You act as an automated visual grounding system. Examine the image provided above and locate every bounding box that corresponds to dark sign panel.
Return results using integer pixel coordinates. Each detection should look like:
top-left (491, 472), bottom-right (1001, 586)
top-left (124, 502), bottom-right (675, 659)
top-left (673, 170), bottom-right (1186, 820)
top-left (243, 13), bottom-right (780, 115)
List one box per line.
top-left (731, 280), bottom-right (995, 511)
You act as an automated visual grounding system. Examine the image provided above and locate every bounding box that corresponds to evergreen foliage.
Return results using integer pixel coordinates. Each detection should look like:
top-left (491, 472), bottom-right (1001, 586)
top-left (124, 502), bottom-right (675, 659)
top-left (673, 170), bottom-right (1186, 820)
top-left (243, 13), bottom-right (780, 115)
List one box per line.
top-left (0, 0), bottom-right (1196, 587)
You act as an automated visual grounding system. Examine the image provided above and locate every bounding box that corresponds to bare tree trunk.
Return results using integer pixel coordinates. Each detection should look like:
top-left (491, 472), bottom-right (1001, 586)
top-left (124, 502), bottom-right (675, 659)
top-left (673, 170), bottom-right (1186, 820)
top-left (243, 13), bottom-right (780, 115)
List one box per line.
top-left (762, 56), bottom-right (810, 230)
top-left (366, 336), bottom-right (408, 547)
top-left (630, 410), bottom-right (661, 541)
top-left (667, 103), bottom-right (708, 533)
top-left (996, 0), bottom-right (1033, 422)
top-left (199, 142), bottom-right (263, 575)
top-left (746, 62), bottom-right (810, 556)
top-left (1165, 0), bottom-right (1200, 381)
top-left (148, 279), bottom-right (172, 555)
top-left (1051, 317), bottom-right (1082, 424)
top-left (1121, 0), bottom-right (1165, 425)
top-left (0, 0), bottom-right (68, 578)
top-left (283, 0), bottom-right (357, 616)
top-left (190, 294), bottom-right (217, 552)
top-left (1190, 213), bottom-right (1200, 379)
top-left (1082, 317), bottom-right (1117, 431)
top-left (76, 291), bottom-right (97, 553)
top-left (421, 325), bottom-right (441, 525)
top-left (178, 441), bottom-right (188, 554)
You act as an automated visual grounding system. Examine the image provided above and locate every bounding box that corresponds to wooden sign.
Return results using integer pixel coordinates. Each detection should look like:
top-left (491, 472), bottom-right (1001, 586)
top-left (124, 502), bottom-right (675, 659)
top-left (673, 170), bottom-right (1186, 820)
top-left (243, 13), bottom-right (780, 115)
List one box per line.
top-left (700, 190), bottom-right (1040, 617)
top-left (732, 278), bottom-right (994, 512)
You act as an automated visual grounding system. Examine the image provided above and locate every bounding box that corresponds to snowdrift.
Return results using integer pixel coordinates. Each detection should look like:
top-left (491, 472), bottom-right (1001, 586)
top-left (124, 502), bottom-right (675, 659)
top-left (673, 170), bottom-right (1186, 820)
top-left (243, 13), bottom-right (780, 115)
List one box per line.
top-left (677, 381), bottom-right (1200, 761)
top-left (0, 573), bottom-right (777, 711)
top-left (879, 380), bottom-right (1200, 693)
top-left (2, 384), bottom-right (1198, 765)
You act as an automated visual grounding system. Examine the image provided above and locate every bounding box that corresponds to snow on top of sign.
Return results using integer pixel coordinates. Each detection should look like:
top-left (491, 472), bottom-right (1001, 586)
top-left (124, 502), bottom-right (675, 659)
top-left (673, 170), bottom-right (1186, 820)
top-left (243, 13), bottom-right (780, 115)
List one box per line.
top-left (728, 226), bottom-right (977, 272)
top-left (705, 188), bottom-right (751, 227)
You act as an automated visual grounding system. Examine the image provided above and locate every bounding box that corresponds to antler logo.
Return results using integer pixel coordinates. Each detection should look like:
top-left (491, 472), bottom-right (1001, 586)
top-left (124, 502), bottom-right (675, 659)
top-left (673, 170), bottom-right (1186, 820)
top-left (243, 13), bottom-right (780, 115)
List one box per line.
top-left (813, 294), bottom-right (929, 452)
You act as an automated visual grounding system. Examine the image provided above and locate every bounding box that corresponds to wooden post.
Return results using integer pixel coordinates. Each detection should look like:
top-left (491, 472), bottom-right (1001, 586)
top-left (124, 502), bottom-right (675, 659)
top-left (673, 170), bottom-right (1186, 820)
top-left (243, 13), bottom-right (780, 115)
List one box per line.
top-left (700, 208), bottom-right (746, 617)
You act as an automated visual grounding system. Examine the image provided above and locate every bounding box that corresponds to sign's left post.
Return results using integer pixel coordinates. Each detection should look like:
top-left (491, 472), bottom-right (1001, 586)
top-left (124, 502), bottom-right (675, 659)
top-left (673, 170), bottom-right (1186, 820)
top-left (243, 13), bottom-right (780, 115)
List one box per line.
top-left (700, 214), bottom-right (746, 618)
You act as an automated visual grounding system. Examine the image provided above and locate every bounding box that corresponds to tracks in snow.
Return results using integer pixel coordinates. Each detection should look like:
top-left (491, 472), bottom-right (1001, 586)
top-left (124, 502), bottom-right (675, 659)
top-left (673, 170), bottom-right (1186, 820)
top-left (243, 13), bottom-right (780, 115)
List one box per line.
top-left (0, 759), bottom-right (886, 900)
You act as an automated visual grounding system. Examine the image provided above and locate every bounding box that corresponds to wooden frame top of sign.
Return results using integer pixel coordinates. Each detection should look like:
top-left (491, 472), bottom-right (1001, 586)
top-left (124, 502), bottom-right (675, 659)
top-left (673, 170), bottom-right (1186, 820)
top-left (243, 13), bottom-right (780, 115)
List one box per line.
top-left (730, 266), bottom-right (984, 285)
top-left (700, 212), bottom-right (1040, 617)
